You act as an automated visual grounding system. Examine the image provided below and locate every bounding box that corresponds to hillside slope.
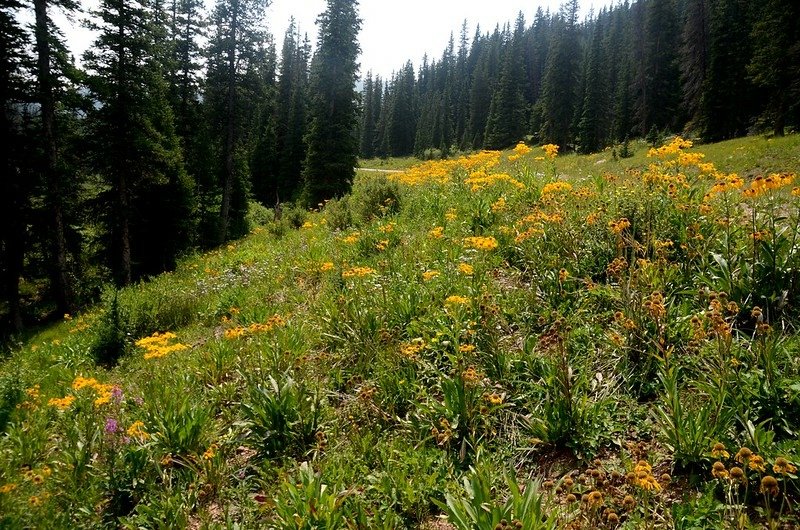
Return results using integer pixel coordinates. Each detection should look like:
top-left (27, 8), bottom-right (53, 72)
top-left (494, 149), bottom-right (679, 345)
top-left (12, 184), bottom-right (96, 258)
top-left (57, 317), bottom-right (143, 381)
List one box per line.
top-left (1, 135), bottom-right (800, 529)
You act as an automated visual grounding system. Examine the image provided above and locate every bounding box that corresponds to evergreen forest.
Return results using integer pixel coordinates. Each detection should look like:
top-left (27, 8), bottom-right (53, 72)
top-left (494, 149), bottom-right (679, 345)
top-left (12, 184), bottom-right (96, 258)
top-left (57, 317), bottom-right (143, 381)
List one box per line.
top-left (2, 0), bottom-right (800, 332)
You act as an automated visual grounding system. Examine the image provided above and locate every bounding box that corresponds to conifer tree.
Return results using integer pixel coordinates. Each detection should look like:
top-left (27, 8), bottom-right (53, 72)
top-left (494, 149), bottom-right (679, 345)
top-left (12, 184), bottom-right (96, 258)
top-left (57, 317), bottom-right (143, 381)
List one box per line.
top-left (539, 1), bottom-right (580, 147)
top-left (359, 71), bottom-right (376, 158)
top-left (84, 0), bottom-right (195, 284)
top-left (578, 17), bottom-right (607, 152)
top-left (33, 0), bottom-right (79, 313)
top-left (680, 0), bottom-right (710, 132)
top-left (206, 0), bottom-right (270, 241)
top-left (484, 13), bottom-right (527, 149)
top-left (0, 0), bottom-right (29, 330)
top-left (748, 0), bottom-right (800, 136)
top-left (640, 0), bottom-right (680, 133)
top-left (302, 0), bottom-right (361, 205)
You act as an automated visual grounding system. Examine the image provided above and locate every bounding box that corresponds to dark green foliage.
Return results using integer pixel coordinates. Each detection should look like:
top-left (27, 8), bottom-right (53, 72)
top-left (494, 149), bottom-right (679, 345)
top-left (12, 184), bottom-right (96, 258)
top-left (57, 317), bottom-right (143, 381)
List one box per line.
top-left (539, 3), bottom-right (581, 148)
top-left (747, 0), bottom-right (800, 136)
top-left (0, 371), bottom-right (22, 433)
top-left (484, 14), bottom-right (528, 150)
top-left (301, 0), bottom-right (362, 206)
top-left (349, 173), bottom-right (401, 224)
top-left (84, 0), bottom-right (197, 284)
top-left (91, 292), bottom-right (128, 366)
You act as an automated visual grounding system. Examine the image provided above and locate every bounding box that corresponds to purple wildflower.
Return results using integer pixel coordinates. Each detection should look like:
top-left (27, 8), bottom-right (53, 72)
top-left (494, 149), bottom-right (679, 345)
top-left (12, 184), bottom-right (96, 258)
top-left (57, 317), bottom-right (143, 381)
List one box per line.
top-left (104, 418), bottom-right (119, 434)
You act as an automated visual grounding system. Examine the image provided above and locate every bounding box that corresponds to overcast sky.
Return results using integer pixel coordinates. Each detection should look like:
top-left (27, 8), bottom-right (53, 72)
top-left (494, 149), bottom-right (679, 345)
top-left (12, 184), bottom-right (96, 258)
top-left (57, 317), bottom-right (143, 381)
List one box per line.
top-left (50, 0), bottom-right (608, 80)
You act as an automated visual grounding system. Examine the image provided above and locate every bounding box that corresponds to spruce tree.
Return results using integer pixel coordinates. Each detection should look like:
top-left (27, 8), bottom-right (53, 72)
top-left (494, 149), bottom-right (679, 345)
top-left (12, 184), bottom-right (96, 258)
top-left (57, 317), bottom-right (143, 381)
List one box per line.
top-left (484, 13), bottom-right (528, 149)
top-left (539, 1), bottom-right (581, 147)
top-left (84, 0), bottom-right (196, 284)
top-left (0, 0), bottom-right (29, 330)
top-left (748, 0), bottom-right (800, 136)
top-left (578, 17), bottom-right (607, 153)
top-left (33, 0), bottom-right (78, 313)
top-left (206, 0), bottom-right (270, 241)
top-left (301, 0), bottom-right (362, 205)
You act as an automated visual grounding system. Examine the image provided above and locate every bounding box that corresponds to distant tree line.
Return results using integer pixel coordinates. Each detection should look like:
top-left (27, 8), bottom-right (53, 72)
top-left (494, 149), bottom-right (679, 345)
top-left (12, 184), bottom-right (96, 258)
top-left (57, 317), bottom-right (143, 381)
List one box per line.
top-left (0, 0), bottom-right (360, 333)
top-left (359, 0), bottom-right (800, 159)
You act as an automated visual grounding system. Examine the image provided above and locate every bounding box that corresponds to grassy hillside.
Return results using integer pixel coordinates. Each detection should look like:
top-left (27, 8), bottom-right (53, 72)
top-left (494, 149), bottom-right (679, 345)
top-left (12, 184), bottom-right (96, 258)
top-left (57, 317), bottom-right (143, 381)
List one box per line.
top-left (2, 135), bottom-right (800, 529)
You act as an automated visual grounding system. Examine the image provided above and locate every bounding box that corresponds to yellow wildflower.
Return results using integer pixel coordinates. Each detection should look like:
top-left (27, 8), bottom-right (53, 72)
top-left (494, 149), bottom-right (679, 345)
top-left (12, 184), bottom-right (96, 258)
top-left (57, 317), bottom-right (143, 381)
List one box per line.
top-left (429, 226), bottom-right (444, 239)
top-left (48, 395), bottom-right (75, 410)
top-left (127, 421), bottom-right (149, 441)
top-left (463, 236), bottom-right (498, 251)
top-left (342, 266), bottom-right (376, 279)
top-left (422, 270), bottom-right (440, 281)
top-left (458, 263), bottom-right (474, 276)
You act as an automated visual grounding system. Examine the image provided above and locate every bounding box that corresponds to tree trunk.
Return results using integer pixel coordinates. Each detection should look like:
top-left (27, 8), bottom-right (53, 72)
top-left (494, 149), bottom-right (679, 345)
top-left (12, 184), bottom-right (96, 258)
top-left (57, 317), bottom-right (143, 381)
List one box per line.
top-left (219, 2), bottom-right (238, 242)
top-left (34, 0), bottom-right (72, 312)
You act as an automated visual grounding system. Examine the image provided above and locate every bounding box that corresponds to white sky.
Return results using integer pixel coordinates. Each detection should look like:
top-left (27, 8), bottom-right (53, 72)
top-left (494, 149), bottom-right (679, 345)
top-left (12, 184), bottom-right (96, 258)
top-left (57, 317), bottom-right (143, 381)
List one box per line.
top-left (49, 0), bottom-right (608, 80)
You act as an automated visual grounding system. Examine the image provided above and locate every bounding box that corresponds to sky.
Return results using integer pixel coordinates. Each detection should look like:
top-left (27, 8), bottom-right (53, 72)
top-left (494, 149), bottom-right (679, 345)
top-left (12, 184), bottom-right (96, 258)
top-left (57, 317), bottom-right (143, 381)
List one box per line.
top-left (50, 0), bottom-right (609, 80)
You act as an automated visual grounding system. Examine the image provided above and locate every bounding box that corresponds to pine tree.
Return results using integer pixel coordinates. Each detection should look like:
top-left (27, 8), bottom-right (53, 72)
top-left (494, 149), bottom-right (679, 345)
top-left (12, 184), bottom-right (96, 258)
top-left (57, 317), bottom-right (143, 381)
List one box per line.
top-left (578, 16), bottom-right (607, 153)
top-left (84, 0), bottom-right (196, 284)
top-left (640, 0), bottom-right (680, 133)
top-left (302, 0), bottom-right (362, 205)
top-left (484, 13), bottom-right (528, 149)
top-left (388, 61), bottom-right (416, 156)
top-left (206, 0), bottom-right (270, 241)
top-left (748, 0), bottom-right (800, 136)
top-left (359, 71), bottom-right (375, 158)
top-left (0, 0), bottom-right (29, 330)
top-left (33, 0), bottom-right (78, 313)
top-left (680, 0), bottom-right (710, 132)
top-left (539, 1), bottom-right (581, 147)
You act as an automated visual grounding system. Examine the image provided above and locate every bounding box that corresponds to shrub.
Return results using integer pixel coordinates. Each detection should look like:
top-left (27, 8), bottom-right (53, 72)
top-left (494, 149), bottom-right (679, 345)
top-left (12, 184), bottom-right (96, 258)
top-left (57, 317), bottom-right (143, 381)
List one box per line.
top-left (324, 195), bottom-right (353, 231)
top-left (350, 173), bottom-right (401, 224)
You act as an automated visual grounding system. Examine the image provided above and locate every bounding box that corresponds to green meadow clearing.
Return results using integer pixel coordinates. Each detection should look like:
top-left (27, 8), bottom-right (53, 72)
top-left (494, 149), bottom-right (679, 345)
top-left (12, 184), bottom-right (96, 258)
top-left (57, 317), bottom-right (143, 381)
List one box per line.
top-left (1, 135), bottom-right (800, 529)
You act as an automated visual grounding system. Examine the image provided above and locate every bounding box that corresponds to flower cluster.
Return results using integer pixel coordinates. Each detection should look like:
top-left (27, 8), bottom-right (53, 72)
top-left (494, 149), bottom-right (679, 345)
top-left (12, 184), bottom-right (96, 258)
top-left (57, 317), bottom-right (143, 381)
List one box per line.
top-left (136, 331), bottom-right (189, 360)
top-left (342, 266), bottom-right (376, 279)
top-left (508, 141), bottom-right (532, 162)
top-left (463, 236), bottom-right (499, 251)
top-left (224, 315), bottom-right (287, 340)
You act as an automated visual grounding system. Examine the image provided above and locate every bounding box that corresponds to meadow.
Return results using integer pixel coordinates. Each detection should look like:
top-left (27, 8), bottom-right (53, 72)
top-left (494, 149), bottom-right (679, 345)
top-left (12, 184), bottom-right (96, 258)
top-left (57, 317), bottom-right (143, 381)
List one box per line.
top-left (1, 135), bottom-right (800, 529)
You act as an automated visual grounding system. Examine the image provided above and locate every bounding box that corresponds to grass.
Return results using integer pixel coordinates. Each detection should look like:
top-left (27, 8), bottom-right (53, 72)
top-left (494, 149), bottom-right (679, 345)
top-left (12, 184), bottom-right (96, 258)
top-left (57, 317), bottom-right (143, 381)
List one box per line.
top-left (1, 134), bottom-right (800, 529)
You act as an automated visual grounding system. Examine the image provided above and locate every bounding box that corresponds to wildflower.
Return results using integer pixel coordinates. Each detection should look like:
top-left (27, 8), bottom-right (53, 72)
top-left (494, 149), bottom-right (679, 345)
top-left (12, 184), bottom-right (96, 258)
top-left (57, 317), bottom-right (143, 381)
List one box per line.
top-left (773, 457), bottom-right (797, 475)
top-left (400, 340), bottom-right (425, 359)
top-left (622, 495), bottom-right (636, 511)
top-left (491, 196), bottom-right (507, 212)
top-left (111, 385), bottom-right (124, 403)
top-left (375, 239), bottom-right (389, 251)
top-left (486, 393), bottom-right (503, 405)
top-left (749, 455), bottom-right (766, 472)
top-left (607, 512), bottom-right (620, 524)
top-left (429, 226), bottom-right (444, 239)
top-left (608, 218), bottom-right (631, 234)
top-left (319, 262), bottom-right (335, 272)
top-left (459, 344), bottom-right (476, 353)
top-left (445, 295), bottom-right (470, 307)
top-left (730, 466), bottom-right (745, 483)
top-left (566, 493), bottom-right (577, 503)
top-left (588, 490), bottom-right (603, 507)
top-left (0, 483), bottom-right (17, 494)
top-left (127, 420), bottom-right (149, 441)
top-left (48, 395), bottom-right (75, 410)
top-left (462, 367), bottom-right (481, 385)
top-left (541, 181), bottom-right (573, 196)
top-left (558, 268), bottom-right (569, 282)
top-left (463, 236), bottom-right (498, 251)
top-left (203, 444), bottom-right (218, 461)
top-left (760, 475), bottom-right (779, 496)
top-left (735, 447), bottom-right (753, 463)
top-left (508, 142), bottom-right (532, 162)
top-left (445, 209), bottom-right (458, 221)
top-left (458, 263), bottom-right (474, 276)
top-left (542, 144), bottom-right (559, 160)
top-left (711, 442), bottom-right (730, 459)
top-left (342, 266), bottom-right (376, 279)
top-left (29, 495), bottom-right (42, 506)
top-left (712, 461), bottom-right (729, 479)
top-left (422, 270), bottom-right (440, 281)
top-left (105, 418), bottom-right (120, 434)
